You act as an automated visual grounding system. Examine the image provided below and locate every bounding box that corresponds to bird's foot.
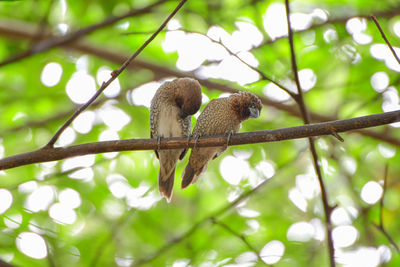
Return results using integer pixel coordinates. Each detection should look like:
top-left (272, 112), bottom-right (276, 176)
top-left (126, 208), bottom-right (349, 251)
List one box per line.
top-left (186, 134), bottom-right (192, 149)
top-left (193, 134), bottom-right (201, 150)
top-left (225, 130), bottom-right (234, 148)
top-left (157, 136), bottom-right (162, 151)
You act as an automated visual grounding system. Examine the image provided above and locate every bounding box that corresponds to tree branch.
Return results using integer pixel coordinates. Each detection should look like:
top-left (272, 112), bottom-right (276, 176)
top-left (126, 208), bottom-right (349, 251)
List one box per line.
top-left (372, 164), bottom-right (400, 253)
top-left (0, 110), bottom-right (399, 170)
top-left (0, 0), bottom-right (167, 67)
top-left (45, 0), bottom-right (187, 147)
top-left (1, 20), bottom-right (400, 148)
top-left (369, 16), bottom-right (400, 253)
top-left (212, 218), bottom-right (267, 265)
top-left (90, 212), bottom-right (136, 267)
top-left (285, 1), bottom-right (335, 266)
top-left (370, 15), bottom-right (400, 65)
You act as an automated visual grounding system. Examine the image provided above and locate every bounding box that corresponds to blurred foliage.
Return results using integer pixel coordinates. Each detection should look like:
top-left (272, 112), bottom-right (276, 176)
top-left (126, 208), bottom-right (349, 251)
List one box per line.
top-left (0, 0), bottom-right (400, 266)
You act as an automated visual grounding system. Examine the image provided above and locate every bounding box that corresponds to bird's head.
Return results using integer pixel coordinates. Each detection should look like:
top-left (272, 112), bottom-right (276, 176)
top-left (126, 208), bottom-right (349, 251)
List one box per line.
top-left (230, 91), bottom-right (262, 121)
top-left (174, 78), bottom-right (202, 118)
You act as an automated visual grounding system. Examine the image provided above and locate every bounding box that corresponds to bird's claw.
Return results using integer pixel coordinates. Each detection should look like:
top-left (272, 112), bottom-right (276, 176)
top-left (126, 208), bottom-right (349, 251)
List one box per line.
top-left (157, 136), bottom-right (161, 151)
top-left (225, 130), bottom-right (234, 147)
top-left (186, 134), bottom-right (192, 149)
top-left (194, 134), bottom-right (201, 150)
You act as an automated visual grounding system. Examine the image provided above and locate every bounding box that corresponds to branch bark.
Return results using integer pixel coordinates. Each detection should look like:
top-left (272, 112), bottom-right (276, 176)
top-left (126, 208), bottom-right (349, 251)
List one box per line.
top-left (1, 110), bottom-right (399, 170)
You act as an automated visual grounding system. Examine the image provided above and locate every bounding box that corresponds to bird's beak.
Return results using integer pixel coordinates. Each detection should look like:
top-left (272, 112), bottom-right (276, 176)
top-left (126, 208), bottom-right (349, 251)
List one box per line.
top-left (249, 107), bottom-right (260, 118)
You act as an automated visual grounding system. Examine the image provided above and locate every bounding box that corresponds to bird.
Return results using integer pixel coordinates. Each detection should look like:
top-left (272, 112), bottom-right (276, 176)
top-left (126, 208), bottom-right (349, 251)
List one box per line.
top-left (150, 77), bottom-right (202, 201)
top-left (181, 91), bottom-right (262, 189)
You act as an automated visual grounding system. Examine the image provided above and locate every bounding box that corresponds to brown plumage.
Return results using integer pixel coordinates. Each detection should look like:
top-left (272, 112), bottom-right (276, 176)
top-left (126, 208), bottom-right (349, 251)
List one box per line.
top-left (150, 78), bottom-right (202, 201)
top-left (181, 91), bottom-right (262, 188)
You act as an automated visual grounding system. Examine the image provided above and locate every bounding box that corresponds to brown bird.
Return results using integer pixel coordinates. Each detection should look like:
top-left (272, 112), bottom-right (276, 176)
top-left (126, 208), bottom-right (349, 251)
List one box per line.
top-left (150, 78), bottom-right (202, 201)
top-left (182, 91), bottom-right (262, 188)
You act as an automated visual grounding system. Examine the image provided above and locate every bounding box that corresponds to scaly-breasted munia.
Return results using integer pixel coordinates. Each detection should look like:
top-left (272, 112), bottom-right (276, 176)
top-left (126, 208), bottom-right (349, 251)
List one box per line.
top-left (181, 91), bottom-right (262, 188)
top-left (150, 78), bottom-right (202, 201)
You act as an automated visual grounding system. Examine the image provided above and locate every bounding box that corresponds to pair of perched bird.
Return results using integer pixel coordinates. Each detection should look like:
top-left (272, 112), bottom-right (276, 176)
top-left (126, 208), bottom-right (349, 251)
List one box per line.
top-left (150, 77), bottom-right (262, 201)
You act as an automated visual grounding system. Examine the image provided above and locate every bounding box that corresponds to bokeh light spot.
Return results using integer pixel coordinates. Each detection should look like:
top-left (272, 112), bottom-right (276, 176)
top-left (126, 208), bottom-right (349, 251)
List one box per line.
top-left (25, 186), bottom-right (55, 212)
top-left (59, 188), bottom-right (81, 209)
top-left (298, 69), bottom-right (317, 91)
top-left (16, 232), bottom-right (47, 259)
top-left (333, 225), bottom-right (358, 248)
top-left (98, 104), bottom-right (131, 131)
top-left (377, 144), bottom-right (396, 158)
top-left (4, 213), bottom-right (22, 229)
top-left (41, 62), bottom-right (63, 87)
top-left (263, 3), bottom-right (287, 39)
top-left (72, 111), bottom-right (96, 134)
top-left (287, 221), bottom-right (315, 242)
top-left (0, 189), bottom-right (12, 214)
top-left (219, 156), bottom-right (250, 185)
top-left (260, 240), bottom-right (285, 264)
top-left (55, 127), bottom-right (76, 147)
top-left (263, 82), bottom-right (291, 102)
top-left (66, 71), bottom-right (96, 104)
top-left (288, 188), bottom-right (307, 212)
top-left (361, 181), bottom-right (383, 205)
top-left (370, 72), bottom-right (389, 92)
top-left (346, 17), bottom-right (366, 35)
top-left (255, 160), bottom-right (275, 179)
top-left (49, 203), bottom-right (77, 224)
top-left (130, 81), bottom-right (160, 108)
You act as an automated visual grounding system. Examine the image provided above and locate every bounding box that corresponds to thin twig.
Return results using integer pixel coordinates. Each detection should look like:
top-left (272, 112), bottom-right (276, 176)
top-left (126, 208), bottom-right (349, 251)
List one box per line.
top-left (0, 110), bottom-right (399, 170)
top-left (29, 0), bottom-right (55, 46)
top-left (212, 218), bottom-right (267, 265)
top-left (372, 164), bottom-right (400, 253)
top-left (124, 28), bottom-right (297, 99)
top-left (90, 212), bottom-right (135, 267)
top-left (43, 236), bottom-right (56, 267)
top-left (380, 164), bottom-right (389, 227)
top-left (330, 131), bottom-right (344, 142)
top-left (285, 1), bottom-right (335, 266)
top-left (186, 29), bottom-right (297, 99)
top-left (132, 219), bottom-right (208, 266)
top-left (372, 223), bottom-right (400, 253)
top-left (0, 0), bottom-right (167, 68)
top-left (45, 0), bottom-right (187, 148)
top-left (370, 15), bottom-right (400, 65)
top-left (256, 6), bottom-right (400, 48)
top-left (0, 259), bottom-right (15, 267)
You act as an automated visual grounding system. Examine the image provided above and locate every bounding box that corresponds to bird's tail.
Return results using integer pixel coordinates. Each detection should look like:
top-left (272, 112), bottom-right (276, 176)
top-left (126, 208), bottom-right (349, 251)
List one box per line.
top-left (158, 166), bottom-right (176, 202)
top-left (181, 163), bottom-right (196, 189)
